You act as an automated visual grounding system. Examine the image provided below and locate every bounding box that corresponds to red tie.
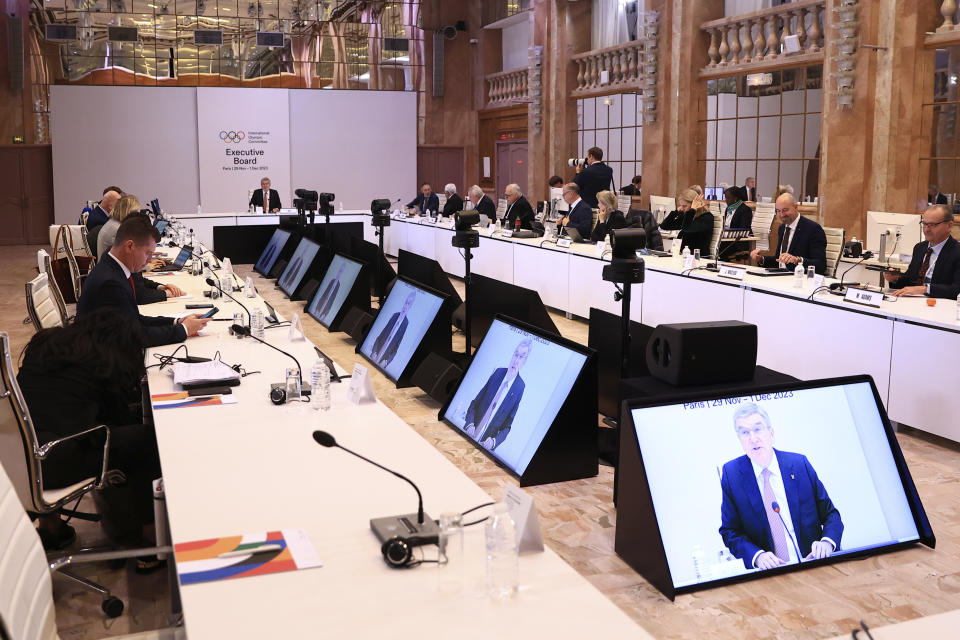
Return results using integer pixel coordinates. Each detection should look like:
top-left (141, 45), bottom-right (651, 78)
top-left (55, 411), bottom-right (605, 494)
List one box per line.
top-left (915, 247), bottom-right (934, 285)
top-left (128, 275), bottom-right (136, 298)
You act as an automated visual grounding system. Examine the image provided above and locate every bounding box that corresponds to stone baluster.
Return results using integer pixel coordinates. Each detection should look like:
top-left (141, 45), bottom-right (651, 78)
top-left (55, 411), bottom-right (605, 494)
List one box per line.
top-left (708, 28), bottom-right (719, 67)
top-left (794, 7), bottom-right (807, 50)
top-left (718, 25), bottom-right (730, 65)
top-left (576, 59), bottom-right (585, 91)
top-left (740, 19), bottom-right (753, 61)
top-left (940, 0), bottom-right (957, 32)
top-left (628, 45), bottom-right (638, 81)
top-left (753, 18), bottom-right (765, 61)
top-left (781, 8), bottom-right (792, 50)
top-left (765, 13), bottom-right (780, 59)
top-left (729, 23), bottom-right (741, 64)
top-left (807, 6), bottom-right (821, 52)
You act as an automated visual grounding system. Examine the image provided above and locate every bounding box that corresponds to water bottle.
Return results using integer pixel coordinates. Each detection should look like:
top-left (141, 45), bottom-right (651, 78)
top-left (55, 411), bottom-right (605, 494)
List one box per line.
top-left (220, 274), bottom-right (232, 296)
top-left (251, 308), bottom-right (265, 338)
top-left (310, 360), bottom-right (331, 411)
top-left (693, 248), bottom-right (701, 266)
top-left (793, 264), bottom-right (804, 288)
top-left (681, 246), bottom-right (690, 260)
top-left (485, 502), bottom-right (518, 600)
top-left (244, 276), bottom-right (255, 298)
top-left (494, 219), bottom-right (502, 233)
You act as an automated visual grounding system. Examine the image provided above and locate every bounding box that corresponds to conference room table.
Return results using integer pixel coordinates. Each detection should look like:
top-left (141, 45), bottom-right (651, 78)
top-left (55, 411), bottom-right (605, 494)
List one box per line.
top-left (348, 212), bottom-right (960, 444)
top-left (141, 251), bottom-right (647, 639)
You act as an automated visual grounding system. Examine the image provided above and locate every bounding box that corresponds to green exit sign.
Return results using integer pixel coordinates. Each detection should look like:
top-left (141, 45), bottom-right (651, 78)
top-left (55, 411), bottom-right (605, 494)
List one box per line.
top-left (12, 135), bottom-right (24, 144)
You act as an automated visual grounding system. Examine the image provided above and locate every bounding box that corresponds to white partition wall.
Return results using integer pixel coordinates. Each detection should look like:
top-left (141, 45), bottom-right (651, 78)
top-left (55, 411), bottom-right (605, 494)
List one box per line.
top-left (51, 86), bottom-right (201, 223)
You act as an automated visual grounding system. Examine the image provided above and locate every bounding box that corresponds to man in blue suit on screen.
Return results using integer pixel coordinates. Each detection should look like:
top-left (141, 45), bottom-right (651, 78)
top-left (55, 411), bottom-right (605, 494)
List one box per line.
top-left (719, 402), bottom-right (843, 571)
top-left (463, 338), bottom-right (531, 451)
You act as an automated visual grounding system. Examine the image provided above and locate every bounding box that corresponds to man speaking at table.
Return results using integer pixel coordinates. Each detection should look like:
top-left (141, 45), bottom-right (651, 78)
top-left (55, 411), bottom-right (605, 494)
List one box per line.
top-left (463, 338), bottom-right (531, 451)
top-left (884, 204), bottom-right (960, 299)
top-left (250, 177), bottom-right (282, 213)
top-left (719, 402), bottom-right (843, 571)
top-left (78, 215), bottom-right (210, 347)
top-left (749, 193), bottom-right (827, 274)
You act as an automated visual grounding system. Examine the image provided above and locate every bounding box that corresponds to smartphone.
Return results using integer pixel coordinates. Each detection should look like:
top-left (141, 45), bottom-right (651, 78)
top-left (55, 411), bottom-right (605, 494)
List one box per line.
top-left (185, 303), bottom-right (214, 309)
top-left (200, 307), bottom-right (219, 319)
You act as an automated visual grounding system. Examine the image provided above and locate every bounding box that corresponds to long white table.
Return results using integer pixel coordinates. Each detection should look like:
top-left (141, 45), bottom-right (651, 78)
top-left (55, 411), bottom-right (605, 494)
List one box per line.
top-left (170, 211), bottom-right (370, 249)
top-left (142, 257), bottom-right (647, 639)
top-left (364, 214), bottom-right (960, 442)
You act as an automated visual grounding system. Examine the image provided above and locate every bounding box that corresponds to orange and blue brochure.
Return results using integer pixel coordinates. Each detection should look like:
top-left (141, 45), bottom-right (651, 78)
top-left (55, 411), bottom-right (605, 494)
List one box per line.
top-left (150, 392), bottom-right (237, 410)
top-left (174, 529), bottom-right (322, 585)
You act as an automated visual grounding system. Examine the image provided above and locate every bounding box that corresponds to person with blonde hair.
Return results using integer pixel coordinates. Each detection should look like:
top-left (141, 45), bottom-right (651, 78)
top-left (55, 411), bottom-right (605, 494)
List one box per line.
top-left (591, 190), bottom-right (626, 242)
top-left (97, 194), bottom-right (141, 258)
top-left (659, 187), bottom-right (714, 256)
top-left (773, 184), bottom-right (794, 199)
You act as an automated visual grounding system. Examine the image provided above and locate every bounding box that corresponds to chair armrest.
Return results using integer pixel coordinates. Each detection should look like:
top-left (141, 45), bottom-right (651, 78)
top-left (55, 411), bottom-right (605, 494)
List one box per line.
top-left (37, 424), bottom-right (111, 487)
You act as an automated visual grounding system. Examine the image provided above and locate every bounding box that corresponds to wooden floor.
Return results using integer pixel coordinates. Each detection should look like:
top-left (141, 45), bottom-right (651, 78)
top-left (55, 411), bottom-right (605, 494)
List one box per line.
top-left (4, 243), bottom-right (960, 639)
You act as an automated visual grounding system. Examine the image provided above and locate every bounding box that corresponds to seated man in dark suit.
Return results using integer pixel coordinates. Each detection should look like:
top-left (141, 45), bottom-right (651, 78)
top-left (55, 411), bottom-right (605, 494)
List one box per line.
top-left (134, 272), bottom-right (185, 305)
top-left (469, 185), bottom-right (497, 223)
top-left (621, 175), bottom-right (642, 196)
top-left (78, 215), bottom-right (210, 347)
top-left (406, 182), bottom-right (440, 215)
top-left (503, 183), bottom-right (535, 230)
top-left (928, 184), bottom-right (948, 205)
top-left (369, 290), bottom-right (416, 369)
top-left (884, 204), bottom-right (960, 299)
top-left (442, 183), bottom-right (464, 217)
top-left (720, 402), bottom-right (843, 570)
top-left (249, 177), bottom-right (282, 213)
top-left (749, 193), bottom-right (827, 274)
top-left (572, 146), bottom-right (614, 208)
top-left (557, 183), bottom-right (593, 241)
top-left (463, 338), bottom-right (531, 451)
top-left (85, 187), bottom-right (122, 230)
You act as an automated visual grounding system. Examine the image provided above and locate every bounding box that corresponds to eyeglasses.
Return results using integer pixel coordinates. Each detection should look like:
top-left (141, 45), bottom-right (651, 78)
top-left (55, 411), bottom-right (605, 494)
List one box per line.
top-left (919, 220), bottom-right (949, 229)
top-left (736, 426), bottom-right (769, 438)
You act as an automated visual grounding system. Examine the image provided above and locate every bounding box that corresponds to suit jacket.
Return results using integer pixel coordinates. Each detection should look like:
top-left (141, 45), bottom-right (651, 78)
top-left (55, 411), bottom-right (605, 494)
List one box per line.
top-left (406, 192), bottom-right (440, 214)
top-left (505, 195), bottom-right (535, 230)
top-left (759, 215), bottom-right (828, 274)
top-left (591, 209), bottom-right (627, 243)
top-left (891, 236), bottom-right (960, 299)
top-left (134, 272), bottom-right (167, 304)
top-left (371, 312), bottom-right (409, 368)
top-left (250, 188), bottom-right (282, 211)
top-left (86, 205), bottom-right (109, 230)
top-left (573, 161), bottom-right (614, 208)
top-left (313, 278), bottom-right (340, 322)
top-left (77, 255), bottom-right (186, 347)
top-left (280, 256), bottom-right (304, 292)
top-left (719, 450), bottom-right (843, 569)
top-left (474, 194), bottom-right (497, 222)
top-left (661, 209), bottom-right (714, 256)
top-left (933, 192), bottom-right (948, 205)
top-left (624, 209), bottom-right (664, 251)
top-left (464, 368), bottom-right (525, 449)
top-left (744, 186), bottom-right (757, 202)
top-left (565, 200), bottom-right (594, 241)
top-left (621, 184), bottom-right (641, 196)
top-left (442, 193), bottom-right (464, 217)
top-left (726, 202), bottom-right (753, 230)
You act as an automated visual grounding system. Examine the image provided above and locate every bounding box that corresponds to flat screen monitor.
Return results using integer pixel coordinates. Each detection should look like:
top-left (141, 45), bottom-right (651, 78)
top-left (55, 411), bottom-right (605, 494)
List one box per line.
top-left (254, 229), bottom-right (291, 277)
top-left (397, 249), bottom-right (462, 310)
top-left (306, 253), bottom-right (364, 328)
top-left (150, 198), bottom-right (161, 217)
top-left (358, 278), bottom-right (445, 382)
top-left (349, 236), bottom-right (396, 298)
top-left (278, 237), bottom-right (321, 297)
top-left (468, 274), bottom-right (558, 348)
top-left (154, 219), bottom-right (169, 236)
top-left (865, 211), bottom-right (922, 257)
top-left (619, 377), bottom-right (933, 597)
top-left (442, 317), bottom-right (589, 476)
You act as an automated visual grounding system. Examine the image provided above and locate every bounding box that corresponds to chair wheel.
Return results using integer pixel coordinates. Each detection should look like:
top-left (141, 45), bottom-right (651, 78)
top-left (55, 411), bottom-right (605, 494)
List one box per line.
top-left (108, 558), bottom-right (126, 570)
top-left (101, 596), bottom-right (124, 618)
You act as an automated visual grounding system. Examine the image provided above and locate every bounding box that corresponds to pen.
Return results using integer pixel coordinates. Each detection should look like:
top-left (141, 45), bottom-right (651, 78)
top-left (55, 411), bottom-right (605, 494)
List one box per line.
top-left (217, 544), bottom-right (284, 559)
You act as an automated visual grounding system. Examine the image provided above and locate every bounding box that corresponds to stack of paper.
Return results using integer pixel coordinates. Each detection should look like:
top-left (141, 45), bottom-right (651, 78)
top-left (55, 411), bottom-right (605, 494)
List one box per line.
top-left (171, 360), bottom-right (241, 386)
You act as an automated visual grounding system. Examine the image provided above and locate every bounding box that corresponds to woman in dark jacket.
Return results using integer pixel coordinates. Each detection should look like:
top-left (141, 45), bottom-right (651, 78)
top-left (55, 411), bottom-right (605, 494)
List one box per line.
top-left (591, 190), bottom-right (627, 242)
top-left (660, 187), bottom-right (714, 256)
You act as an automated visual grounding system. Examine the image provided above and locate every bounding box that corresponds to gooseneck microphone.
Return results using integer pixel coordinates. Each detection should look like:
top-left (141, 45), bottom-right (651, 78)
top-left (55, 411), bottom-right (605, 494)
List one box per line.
top-left (771, 501), bottom-right (803, 563)
top-left (207, 277), bottom-right (251, 327)
top-left (230, 324), bottom-right (304, 390)
top-left (312, 430), bottom-right (436, 542)
top-left (829, 251), bottom-right (874, 294)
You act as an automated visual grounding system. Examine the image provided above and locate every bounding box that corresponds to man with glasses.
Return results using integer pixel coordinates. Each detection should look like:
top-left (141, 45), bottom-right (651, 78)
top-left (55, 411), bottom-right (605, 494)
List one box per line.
top-left (719, 402), bottom-right (843, 571)
top-left (884, 204), bottom-right (960, 299)
top-left (749, 193), bottom-right (827, 274)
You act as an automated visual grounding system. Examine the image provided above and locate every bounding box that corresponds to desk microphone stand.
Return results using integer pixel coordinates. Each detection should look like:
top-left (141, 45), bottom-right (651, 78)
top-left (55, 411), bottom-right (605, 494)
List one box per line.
top-left (371, 211), bottom-right (391, 308)
top-left (452, 213), bottom-right (480, 359)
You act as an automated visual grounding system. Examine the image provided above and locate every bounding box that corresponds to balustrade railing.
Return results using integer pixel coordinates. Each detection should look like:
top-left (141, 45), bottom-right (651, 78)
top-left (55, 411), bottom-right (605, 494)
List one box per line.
top-left (571, 40), bottom-right (648, 96)
top-left (485, 67), bottom-right (529, 106)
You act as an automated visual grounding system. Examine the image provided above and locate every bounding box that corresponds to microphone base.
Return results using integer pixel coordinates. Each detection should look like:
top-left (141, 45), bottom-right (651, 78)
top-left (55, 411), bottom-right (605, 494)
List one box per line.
top-left (370, 512), bottom-right (437, 544)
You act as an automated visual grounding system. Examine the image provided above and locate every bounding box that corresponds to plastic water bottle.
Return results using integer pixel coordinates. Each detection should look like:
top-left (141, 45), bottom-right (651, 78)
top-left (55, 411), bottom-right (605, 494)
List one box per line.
top-left (244, 276), bottom-right (255, 298)
top-left (793, 264), bottom-right (804, 288)
top-left (251, 309), bottom-right (265, 339)
top-left (485, 502), bottom-right (518, 600)
top-left (310, 360), bottom-right (331, 411)
top-left (681, 246), bottom-right (690, 260)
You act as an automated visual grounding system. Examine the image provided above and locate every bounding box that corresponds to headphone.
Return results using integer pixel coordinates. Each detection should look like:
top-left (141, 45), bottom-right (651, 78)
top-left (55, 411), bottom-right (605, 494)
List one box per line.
top-left (380, 534), bottom-right (439, 568)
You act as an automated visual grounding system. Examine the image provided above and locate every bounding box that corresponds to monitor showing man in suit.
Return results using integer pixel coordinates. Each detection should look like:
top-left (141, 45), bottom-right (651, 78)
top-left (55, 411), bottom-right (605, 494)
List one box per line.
top-left (277, 237), bottom-right (320, 297)
top-left (443, 318), bottom-right (589, 475)
top-left (358, 278), bottom-right (444, 381)
top-left (306, 254), bottom-right (363, 327)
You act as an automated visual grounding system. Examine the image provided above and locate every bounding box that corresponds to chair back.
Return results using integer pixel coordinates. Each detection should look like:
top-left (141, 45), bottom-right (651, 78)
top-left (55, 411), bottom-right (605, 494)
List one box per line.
top-left (752, 202), bottom-right (776, 252)
top-left (59, 227), bottom-right (83, 302)
top-left (79, 226), bottom-right (96, 268)
top-left (591, 209), bottom-right (600, 234)
top-left (25, 274), bottom-right (64, 332)
top-left (708, 209), bottom-right (723, 258)
top-left (437, 193), bottom-right (447, 211)
top-left (824, 226), bottom-right (845, 277)
top-left (0, 456), bottom-right (59, 640)
top-left (37, 250), bottom-right (69, 325)
top-left (649, 196), bottom-right (676, 223)
top-left (0, 333), bottom-right (45, 514)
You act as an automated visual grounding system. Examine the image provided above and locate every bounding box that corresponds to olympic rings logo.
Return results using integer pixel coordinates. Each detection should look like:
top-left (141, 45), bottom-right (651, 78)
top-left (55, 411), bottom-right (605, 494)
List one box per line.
top-left (219, 130), bottom-right (246, 143)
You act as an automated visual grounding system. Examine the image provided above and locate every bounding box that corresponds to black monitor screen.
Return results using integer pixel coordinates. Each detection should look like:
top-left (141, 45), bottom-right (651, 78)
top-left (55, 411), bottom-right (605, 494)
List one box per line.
top-left (278, 237), bottom-right (320, 297)
top-left (150, 198), bottom-right (161, 216)
top-left (306, 253), bottom-right (364, 328)
top-left (628, 379), bottom-right (926, 590)
top-left (442, 318), bottom-right (588, 475)
top-left (254, 229), bottom-right (291, 276)
top-left (359, 278), bottom-right (444, 382)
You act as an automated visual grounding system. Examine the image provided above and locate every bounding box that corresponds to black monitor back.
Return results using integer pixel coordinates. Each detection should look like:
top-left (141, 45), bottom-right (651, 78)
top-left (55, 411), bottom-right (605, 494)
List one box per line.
top-left (587, 307), bottom-right (653, 417)
top-left (397, 249), bottom-right (463, 309)
top-left (469, 273), bottom-right (558, 348)
top-left (348, 236), bottom-right (396, 299)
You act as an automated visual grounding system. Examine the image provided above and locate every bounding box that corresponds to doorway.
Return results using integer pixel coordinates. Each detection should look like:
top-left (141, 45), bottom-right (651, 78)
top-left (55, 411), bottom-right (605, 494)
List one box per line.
top-left (0, 146), bottom-right (54, 245)
top-left (495, 141), bottom-right (528, 199)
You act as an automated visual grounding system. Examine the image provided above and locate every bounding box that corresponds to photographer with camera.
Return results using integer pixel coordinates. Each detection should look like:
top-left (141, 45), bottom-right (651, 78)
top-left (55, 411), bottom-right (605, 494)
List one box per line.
top-left (571, 146), bottom-right (614, 208)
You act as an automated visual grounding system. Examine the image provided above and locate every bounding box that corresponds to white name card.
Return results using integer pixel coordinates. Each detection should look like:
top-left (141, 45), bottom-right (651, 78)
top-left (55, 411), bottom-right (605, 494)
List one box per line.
top-left (595, 240), bottom-right (607, 256)
top-left (288, 312), bottom-right (306, 342)
top-left (718, 265), bottom-right (746, 280)
top-left (427, 216), bottom-right (437, 224)
top-left (557, 238), bottom-right (572, 248)
top-left (844, 287), bottom-right (883, 308)
top-left (812, 274), bottom-right (825, 291)
top-left (502, 485), bottom-right (544, 554)
top-left (346, 363), bottom-right (376, 405)
top-left (501, 229), bottom-right (514, 238)
top-left (683, 254), bottom-right (695, 269)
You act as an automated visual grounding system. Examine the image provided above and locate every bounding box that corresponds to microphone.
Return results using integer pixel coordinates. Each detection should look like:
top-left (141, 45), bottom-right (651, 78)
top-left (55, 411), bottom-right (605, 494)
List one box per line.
top-left (207, 277), bottom-right (251, 327)
top-left (829, 251), bottom-right (874, 294)
top-left (312, 430), bottom-right (436, 542)
top-left (771, 501), bottom-right (803, 563)
top-left (231, 324), bottom-right (306, 394)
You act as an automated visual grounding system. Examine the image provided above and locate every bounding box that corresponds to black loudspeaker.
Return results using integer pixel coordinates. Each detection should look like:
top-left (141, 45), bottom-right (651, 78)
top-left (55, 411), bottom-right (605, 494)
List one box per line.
top-left (341, 307), bottom-right (374, 342)
top-left (410, 353), bottom-right (463, 404)
top-left (645, 321), bottom-right (757, 387)
top-left (300, 278), bottom-right (320, 303)
top-left (7, 17), bottom-right (24, 91)
top-left (268, 258), bottom-right (288, 279)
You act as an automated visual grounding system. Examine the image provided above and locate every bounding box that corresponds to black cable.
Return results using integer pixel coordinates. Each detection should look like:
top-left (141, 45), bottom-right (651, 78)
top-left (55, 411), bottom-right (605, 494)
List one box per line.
top-left (148, 344), bottom-right (188, 370)
top-left (461, 501), bottom-right (496, 527)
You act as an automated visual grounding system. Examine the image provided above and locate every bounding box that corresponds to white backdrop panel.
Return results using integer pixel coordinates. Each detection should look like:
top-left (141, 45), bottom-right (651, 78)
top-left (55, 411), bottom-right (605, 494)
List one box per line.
top-left (50, 86), bottom-right (200, 224)
top-left (289, 91), bottom-right (416, 211)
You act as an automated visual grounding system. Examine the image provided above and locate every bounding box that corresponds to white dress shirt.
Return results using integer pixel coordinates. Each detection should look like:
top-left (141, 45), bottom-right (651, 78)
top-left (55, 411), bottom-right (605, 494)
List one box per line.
top-left (477, 370), bottom-right (518, 434)
top-left (780, 216), bottom-right (803, 265)
top-left (107, 250), bottom-right (132, 279)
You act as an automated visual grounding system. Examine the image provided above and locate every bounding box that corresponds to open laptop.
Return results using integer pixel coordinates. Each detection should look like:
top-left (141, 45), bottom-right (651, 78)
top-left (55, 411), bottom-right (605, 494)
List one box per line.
top-left (158, 245), bottom-right (194, 272)
top-left (746, 266), bottom-right (795, 277)
top-left (154, 219), bottom-right (169, 236)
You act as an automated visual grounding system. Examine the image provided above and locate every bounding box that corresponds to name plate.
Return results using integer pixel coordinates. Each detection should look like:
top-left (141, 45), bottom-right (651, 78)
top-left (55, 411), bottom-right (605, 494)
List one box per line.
top-left (347, 363), bottom-right (376, 405)
top-left (683, 254), bottom-right (695, 269)
top-left (844, 287), bottom-right (883, 308)
top-left (556, 238), bottom-right (572, 248)
top-left (426, 216), bottom-right (437, 224)
top-left (501, 229), bottom-right (514, 238)
top-left (595, 240), bottom-right (607, 256)
top-left (812, 274), bottom-right (825, 290)
top-left (718, 265), bottom-right (746, 280)
top-left (443, 218), bottom-right (456, 229)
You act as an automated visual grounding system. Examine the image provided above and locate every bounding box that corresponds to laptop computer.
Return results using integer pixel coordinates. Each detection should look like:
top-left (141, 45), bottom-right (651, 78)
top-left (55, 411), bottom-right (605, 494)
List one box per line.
top-left (154, 219), bottom-right (169, 236)
top-left (160, 245), bottom-right (194, 272)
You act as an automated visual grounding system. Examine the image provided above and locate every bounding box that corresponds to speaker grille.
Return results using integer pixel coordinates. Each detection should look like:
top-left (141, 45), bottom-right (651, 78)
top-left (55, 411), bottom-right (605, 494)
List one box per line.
top-left (432, 32), bottom-right (444, 97)
top-left (7, 18), bottom-right (23, 91)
